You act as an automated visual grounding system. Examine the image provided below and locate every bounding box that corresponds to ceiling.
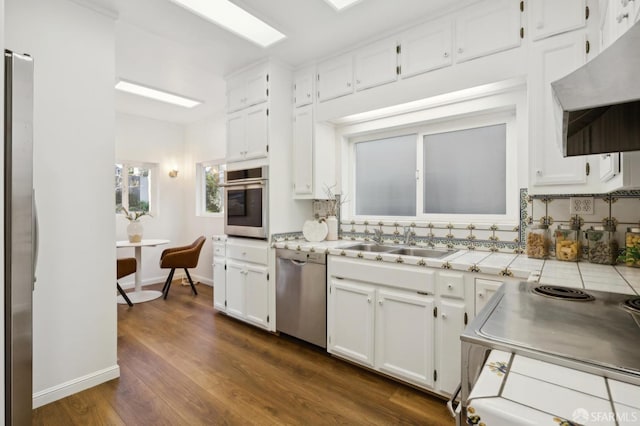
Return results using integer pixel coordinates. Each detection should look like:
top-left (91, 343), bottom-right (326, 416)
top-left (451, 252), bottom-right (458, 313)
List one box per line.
top-left (80, 0), bottom-right (480, 124)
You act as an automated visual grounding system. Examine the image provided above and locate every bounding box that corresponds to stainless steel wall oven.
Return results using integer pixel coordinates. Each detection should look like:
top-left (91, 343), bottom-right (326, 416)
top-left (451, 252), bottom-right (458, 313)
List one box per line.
top-left (223, 166), bottom-right (268, 239)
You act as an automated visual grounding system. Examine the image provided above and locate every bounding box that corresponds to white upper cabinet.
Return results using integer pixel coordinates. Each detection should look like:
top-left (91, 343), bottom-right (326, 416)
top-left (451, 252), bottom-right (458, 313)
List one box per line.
top-left (399, 19), bottom-right (453, 79)
top-left (529, 31), bottom-right (592, 192)
top-left (293, 68), bottom-right (314, 108)
top-left (354, 38), bottom-right (399, 91)
top-left (317, 53), bottom-right (354, 102)
top-left (455, 0), bottom-right (522, 63)
top-left (226, 103), bottom-right (269, 163)
top-left (292, 105), bottom-right (314, 197)
top-left (227, 65), bottom-right (269, 112)
top-left (530, 0), bottom-right (587, 41)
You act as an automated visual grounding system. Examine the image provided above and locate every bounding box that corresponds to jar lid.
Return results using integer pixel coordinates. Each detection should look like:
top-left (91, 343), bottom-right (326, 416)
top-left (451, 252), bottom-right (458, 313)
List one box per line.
top-left (591, 225), bottom-right (616, 232)
top-left (530, 224), bottom-right (549, 230)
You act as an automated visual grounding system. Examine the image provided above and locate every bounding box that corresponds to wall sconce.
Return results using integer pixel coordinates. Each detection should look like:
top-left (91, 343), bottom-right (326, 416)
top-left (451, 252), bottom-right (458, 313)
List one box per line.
top-left (168, 169), bottom-right (179, 178)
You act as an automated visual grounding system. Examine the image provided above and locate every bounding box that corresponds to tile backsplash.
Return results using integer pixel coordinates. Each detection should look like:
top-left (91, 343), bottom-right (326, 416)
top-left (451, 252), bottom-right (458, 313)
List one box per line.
top-left (526, 189), bottom-right (640, 257)
top-left (273, 189), bottom-right (640, 257)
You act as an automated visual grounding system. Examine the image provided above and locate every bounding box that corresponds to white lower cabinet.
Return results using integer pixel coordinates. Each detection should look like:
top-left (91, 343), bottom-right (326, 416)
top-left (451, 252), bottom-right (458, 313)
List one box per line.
top-left (435, 298), bottom-right (466, 395)
top-left (475, 278), bottom-right (503, 315)
top-left (328, 278), bottom-right (375, 366)
top-left (226, 260), bottom-right (269, 327)
top-left (216, 239), bottom-right (270, 330)
top-left (376, 288), bottom-right (435, 388)
top-left (213, 257), bottom-right (227, 312)
top-left (244, 264), bottom-right (269, 328)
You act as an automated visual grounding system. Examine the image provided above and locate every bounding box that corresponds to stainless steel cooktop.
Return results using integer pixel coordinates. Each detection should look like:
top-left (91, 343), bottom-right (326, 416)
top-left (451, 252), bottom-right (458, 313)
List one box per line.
top-left (466, 282), bottom-right (640, 377)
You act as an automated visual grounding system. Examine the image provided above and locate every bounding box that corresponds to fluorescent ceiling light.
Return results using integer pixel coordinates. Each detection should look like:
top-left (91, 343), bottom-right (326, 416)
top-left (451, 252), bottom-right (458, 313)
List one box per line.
top-left (168, 0), bottom-right (286, 48)
top-left (115, 80), bottom-right (201, 108)
top-left (323, 0), bottom-right (364, 11)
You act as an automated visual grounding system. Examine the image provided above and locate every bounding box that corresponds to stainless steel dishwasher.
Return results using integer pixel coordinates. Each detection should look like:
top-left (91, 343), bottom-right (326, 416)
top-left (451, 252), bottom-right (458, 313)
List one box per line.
top-left (276, 249), bottom-right (327, 348)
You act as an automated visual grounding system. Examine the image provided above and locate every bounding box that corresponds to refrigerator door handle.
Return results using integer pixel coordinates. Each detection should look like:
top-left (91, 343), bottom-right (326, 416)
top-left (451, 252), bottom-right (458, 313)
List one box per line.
top-left (33, 189), bottom-right (39, 287)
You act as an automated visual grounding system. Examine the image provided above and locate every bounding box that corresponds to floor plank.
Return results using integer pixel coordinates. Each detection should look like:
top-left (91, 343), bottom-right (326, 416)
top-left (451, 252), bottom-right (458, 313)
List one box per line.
top-left (33, 282), bottom-right (455, 425)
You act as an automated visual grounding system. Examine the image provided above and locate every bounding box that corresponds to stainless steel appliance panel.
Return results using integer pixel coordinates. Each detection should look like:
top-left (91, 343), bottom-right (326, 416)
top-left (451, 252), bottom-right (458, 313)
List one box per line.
top-left (4, 50), bottom-right (34, 426)
top-left (223, 166), bottom-right (267, 239)
top-left (276, 249), bottom-right (326, 348)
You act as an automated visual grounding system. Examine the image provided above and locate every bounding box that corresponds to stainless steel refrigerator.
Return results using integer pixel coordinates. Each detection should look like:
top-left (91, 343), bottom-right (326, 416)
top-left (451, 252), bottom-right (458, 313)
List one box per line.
top-left (4, 50), bottom-right (35, 425)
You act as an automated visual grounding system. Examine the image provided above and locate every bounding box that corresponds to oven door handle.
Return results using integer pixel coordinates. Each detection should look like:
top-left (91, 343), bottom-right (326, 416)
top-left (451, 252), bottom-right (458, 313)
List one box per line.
top-left (221, 178), bottom-right (267, 187)
top-left (446, 383), bottom-right (462, 418)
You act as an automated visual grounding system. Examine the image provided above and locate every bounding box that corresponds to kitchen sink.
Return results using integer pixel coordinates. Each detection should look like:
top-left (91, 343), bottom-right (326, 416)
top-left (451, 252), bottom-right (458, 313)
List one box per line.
top-left (389, 247), bottom-right (455, 258)
top-left (341, 243), bottom-right (399, 253)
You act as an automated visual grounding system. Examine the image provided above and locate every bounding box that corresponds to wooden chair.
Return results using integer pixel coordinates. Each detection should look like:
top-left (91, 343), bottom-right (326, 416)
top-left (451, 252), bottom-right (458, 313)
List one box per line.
top-left (159, 236), bottom-right (206, 300)
top-left (116, 257), bottom-right (136, 307)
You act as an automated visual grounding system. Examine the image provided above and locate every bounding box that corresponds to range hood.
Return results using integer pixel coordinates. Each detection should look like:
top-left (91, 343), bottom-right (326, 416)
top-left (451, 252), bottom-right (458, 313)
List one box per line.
top-left (552, 20), bottom-right (640, 157)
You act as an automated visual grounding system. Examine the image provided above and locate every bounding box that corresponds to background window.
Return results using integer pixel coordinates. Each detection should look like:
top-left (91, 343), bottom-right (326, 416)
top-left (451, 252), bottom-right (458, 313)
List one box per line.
top-left (423, 124), bottom-right (506, 214)
top-left (355, 134), bottom-right (417, 216)
top-left (115, 163), bottom-right (155, 213)
top-left (197, 162), bottom-right (225, 215)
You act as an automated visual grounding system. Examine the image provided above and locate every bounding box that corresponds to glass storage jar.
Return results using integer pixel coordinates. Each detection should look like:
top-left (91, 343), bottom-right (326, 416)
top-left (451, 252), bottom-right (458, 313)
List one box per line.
top-left (526, 224), bottom-right (550, 259)
top-left (586, 226), bottom-right (617, 265)
top-left (555, 225), bottom-right (581, 262)
top-left (624, 227), bottom-right (640, 267)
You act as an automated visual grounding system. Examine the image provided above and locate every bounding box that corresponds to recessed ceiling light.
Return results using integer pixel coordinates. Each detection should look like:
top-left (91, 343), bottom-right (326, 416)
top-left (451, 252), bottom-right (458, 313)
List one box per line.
top-left (168, 0), bottom-right (286, 48)
top-left (115, 80), bottom-right (201, 108)
top-left (323, 0), bottom-right (364, 11)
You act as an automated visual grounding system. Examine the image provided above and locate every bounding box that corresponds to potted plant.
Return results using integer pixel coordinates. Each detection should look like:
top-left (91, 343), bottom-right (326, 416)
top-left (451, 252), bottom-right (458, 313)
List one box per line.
top-left (118, 206), bottom-right (151, 243)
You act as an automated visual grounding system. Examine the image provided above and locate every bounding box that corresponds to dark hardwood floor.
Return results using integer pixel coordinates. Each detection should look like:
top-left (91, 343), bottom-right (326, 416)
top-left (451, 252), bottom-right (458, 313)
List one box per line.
top-left (33, 282), bottom-right (455, 425)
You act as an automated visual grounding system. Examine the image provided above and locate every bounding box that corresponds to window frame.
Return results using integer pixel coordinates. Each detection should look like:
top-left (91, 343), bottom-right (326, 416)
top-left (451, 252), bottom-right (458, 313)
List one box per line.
top-left (115, 161), bottom-right (158, 217)
top-left (345, 110), bottom-right (518, 224)
top-left (196, 159), bottom-right (226, 217)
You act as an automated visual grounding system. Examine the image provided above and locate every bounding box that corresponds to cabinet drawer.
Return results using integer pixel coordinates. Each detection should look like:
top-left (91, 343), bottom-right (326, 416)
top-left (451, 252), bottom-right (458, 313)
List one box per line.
top-left (213, 243), bottom-right (226, 258)
top-left (437, 271), bottom-right (464, 299)
top-left (227, 241), bottom-right (268, 265)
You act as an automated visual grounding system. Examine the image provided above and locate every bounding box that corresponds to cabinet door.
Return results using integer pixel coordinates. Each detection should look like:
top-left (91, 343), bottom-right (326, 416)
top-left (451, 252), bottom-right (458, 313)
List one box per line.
top-left (328, 279), bottom-right (375, 367)
top-left (530, 0), bottom-right (586, 41)
top-left (317, 54), bottom-right (354, 102)
top-left (400, 19), bottom-right (453, 78)
top-left (294, 70), bottom-right (314, 108)
top-left (455, 0), bottom-right (521, 63)
top-left (245, 264), bottom-right (269, 328)
top-left (376, 289), bottom-right (435, 388)
top-left (245, 104), bottom-right (269, 160)
top-left (475, 278), bottom-right (503, 315)
top-left (529, 31), bottom-right (588, 188)
top-left (436, 299), bottom-right (466, 395)
top-left (213, 258), bottom-right (226, 312)
top-left (293, 105), bottom-right (314, 197)
top-left (226, 261), bottom-right (246, 318)
top-left (227, 82), bottom-right (245, 113)
top-left (245, 69), bottom-right (269, 108)
top-left (599, 153), bottom-right (620, 182)
top-left (354, 39), bottom-right (398, 91)
top-left (226, 112), bottom-right (246, 162)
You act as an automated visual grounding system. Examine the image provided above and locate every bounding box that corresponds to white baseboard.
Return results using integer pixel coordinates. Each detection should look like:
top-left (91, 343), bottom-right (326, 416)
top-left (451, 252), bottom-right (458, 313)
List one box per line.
top-left (191, 274), bottom-right (213, 287)
top-left (32, 364), bottom-right (120, 408)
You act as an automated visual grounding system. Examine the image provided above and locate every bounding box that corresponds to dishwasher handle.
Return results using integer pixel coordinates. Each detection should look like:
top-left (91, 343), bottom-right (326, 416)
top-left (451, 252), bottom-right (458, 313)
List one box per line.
top-left (290, 258), bottom-right (308, 266)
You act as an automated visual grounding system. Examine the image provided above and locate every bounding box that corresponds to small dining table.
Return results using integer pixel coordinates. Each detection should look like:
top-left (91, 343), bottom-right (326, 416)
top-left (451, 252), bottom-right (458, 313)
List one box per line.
top-left (116, 239), bottom-right (170, 304)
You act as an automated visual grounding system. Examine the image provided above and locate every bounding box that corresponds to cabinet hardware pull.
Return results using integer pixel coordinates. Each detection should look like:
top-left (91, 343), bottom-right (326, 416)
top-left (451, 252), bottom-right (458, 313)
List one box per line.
top-left (447, 284), bottom-right (453, 289)
top-left (479, 293), bottom-right (484, 298)
top-left (464, 312), bottom-right (468, 325)
top-left (396, 44), bottom-right (401, 54)
top-left (520, 1), bottom-right (524, 12)
top-left (520, 27), bottom-right (524, 39)
top-left (586, 161), bottom-right (591, 176)
top-left (378, 300), bottom-right (383, 305)
top-left (367, 298), bottom-right (372, 303)
top-left (617, 12), bottom-right (629, 23)
top-left (441, 313), bottom-right (447, 319)
top-left (585, 40), bottom-right (590, 54)
top-left (585, 5), bottom-right (590, 20)
top-left (443, 52), bottom-right (449, 57)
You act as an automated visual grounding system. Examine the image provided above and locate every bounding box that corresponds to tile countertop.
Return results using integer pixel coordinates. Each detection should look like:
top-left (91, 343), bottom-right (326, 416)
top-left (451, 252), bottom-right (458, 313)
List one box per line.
top-left (271, 239), bottom-right (640, 295)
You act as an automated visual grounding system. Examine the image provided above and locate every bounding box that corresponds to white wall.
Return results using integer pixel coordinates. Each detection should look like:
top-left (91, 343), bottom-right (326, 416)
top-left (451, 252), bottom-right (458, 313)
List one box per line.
top-left (183, 113), bottom-right (227, 285)
top-left (6, 0), bottom-right (118, 407)
top-left (115, 112), bottom-right (191, 285)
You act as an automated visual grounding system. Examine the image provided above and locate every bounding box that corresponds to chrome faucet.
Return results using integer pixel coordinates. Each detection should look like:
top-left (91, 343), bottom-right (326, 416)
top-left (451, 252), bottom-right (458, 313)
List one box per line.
top-left (373, 228), bottom-right (384, 244)
top-left (403, 226), bottom-right (414, 245)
